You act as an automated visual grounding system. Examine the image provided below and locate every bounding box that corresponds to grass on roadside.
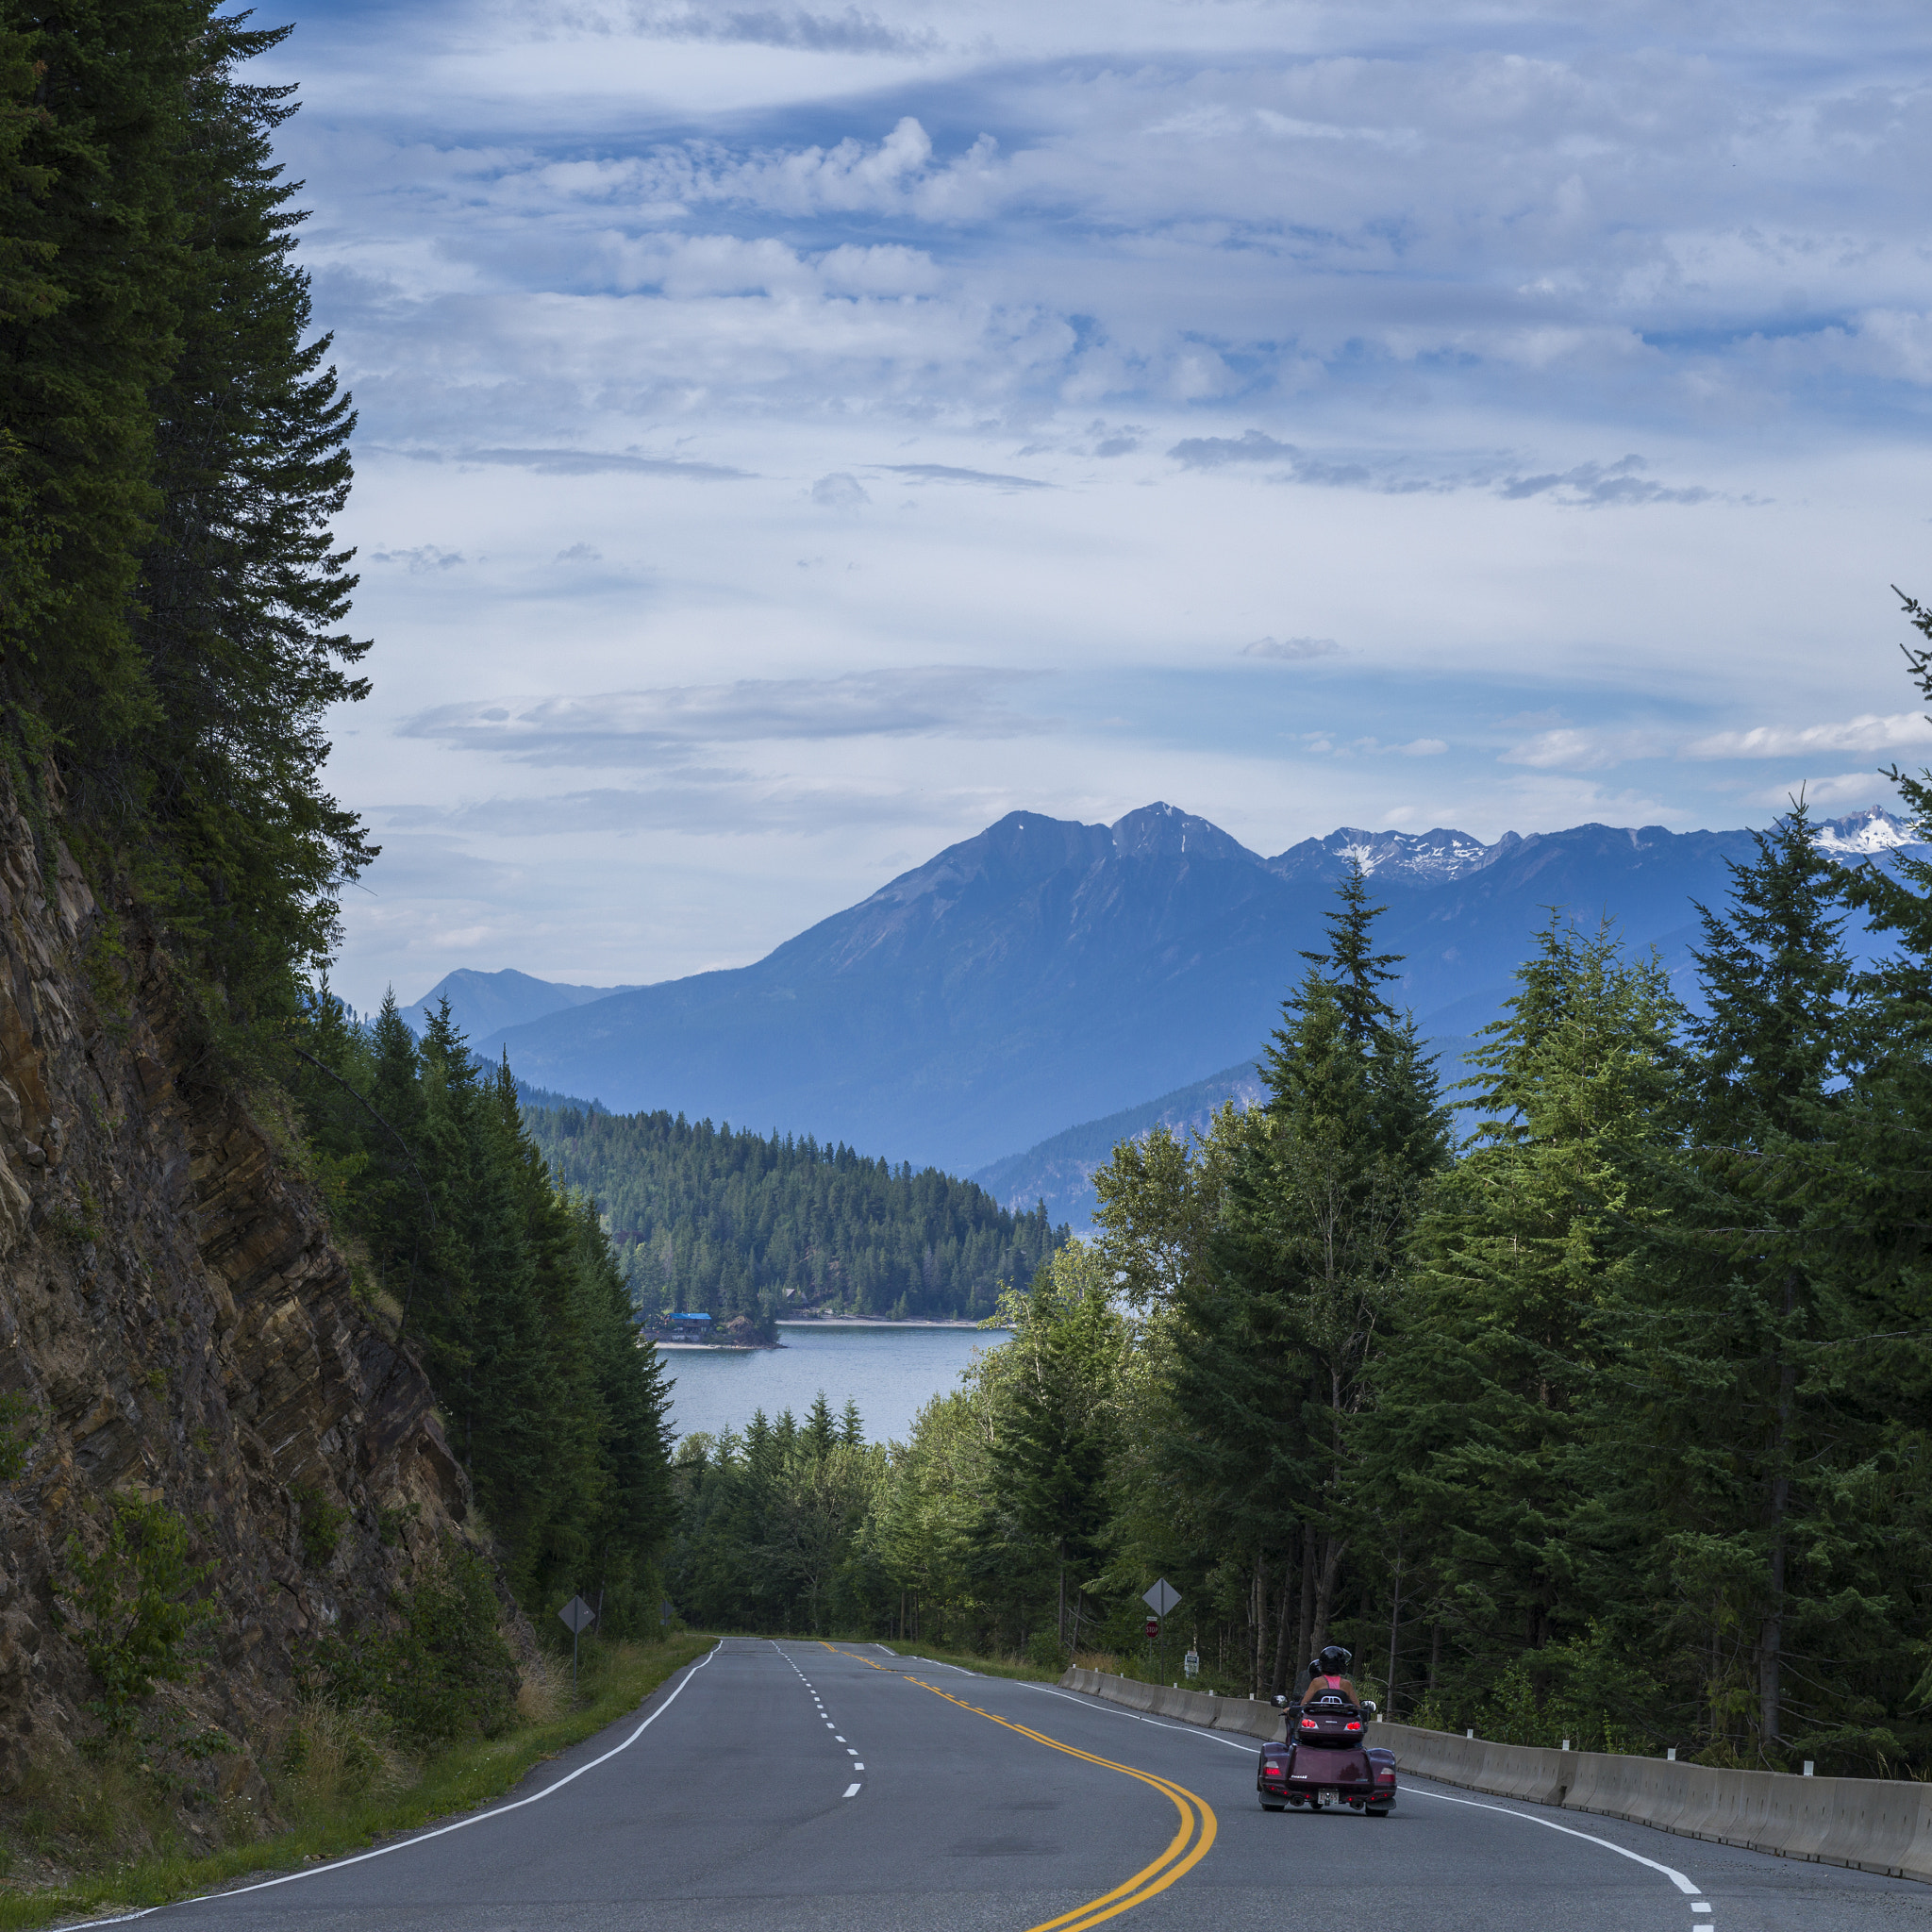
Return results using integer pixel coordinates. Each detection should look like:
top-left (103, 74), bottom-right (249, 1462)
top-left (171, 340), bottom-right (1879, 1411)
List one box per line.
top-left (0, 1633), bottom-right (712, 1932)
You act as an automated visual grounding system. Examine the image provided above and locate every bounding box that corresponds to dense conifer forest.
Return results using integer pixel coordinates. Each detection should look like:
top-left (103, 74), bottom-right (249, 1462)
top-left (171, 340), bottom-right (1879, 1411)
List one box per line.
top-left (0, 5), bottom-right (676, 1634)
top-left (668, 757), bottom-right (1932, 1779)
top-left (522, 1106), bottom-right (1066, 1329)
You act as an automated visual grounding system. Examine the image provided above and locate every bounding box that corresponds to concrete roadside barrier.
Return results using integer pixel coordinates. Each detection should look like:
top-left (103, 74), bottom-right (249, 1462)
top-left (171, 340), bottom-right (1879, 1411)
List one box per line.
top-left (1058, 1668), bottom-right (1932, 1884)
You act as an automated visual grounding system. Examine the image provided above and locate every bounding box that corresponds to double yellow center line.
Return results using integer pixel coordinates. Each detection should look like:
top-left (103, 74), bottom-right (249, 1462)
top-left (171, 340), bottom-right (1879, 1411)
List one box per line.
top-left (819, 1644), bottom-right (1217, 1932)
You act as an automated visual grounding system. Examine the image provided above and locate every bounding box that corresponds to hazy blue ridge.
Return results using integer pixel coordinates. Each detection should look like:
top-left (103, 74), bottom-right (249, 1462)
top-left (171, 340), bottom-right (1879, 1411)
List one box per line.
top-left (971, 1037), bottom-right (1493, 1232)
top-left (457, 805), bottom-right (1924, 1177)
top-left (970, 1057), bottom-right (1266, 1229)
top-left (398, 966), bottom-right (643, 1040)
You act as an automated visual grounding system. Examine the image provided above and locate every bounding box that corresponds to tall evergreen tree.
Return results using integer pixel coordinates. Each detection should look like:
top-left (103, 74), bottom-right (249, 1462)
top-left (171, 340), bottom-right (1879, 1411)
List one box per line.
top-left (1365, 921), bottom-right (1682, 1708)
top-left (1607, 806), bottom-right (1866, 1759)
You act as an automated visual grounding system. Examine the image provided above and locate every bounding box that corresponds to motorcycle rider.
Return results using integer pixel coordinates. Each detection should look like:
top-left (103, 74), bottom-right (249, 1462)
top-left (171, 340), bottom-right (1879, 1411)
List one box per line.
top-left (1299, 1644), bottom-right (1363, 1709)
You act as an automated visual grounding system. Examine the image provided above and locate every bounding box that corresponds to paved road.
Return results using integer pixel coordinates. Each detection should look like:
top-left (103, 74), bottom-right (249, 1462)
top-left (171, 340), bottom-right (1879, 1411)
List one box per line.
top-left (100, 1639), bottom-right (1932, 1932)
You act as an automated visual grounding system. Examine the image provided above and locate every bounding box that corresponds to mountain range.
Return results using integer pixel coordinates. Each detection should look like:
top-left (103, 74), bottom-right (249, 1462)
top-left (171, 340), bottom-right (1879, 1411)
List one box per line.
top-left (402, 803), bottom-right (1924, 1182)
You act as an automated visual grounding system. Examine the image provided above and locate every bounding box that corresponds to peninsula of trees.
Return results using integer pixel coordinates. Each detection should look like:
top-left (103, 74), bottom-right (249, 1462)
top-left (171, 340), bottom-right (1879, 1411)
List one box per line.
top-left (522, 1105), bottom-right (1066, 1332)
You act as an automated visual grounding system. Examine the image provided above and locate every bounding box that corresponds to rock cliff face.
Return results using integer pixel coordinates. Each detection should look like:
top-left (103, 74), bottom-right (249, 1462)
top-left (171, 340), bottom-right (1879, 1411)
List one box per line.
top-left (0, 780), bottom-right (475, 1841)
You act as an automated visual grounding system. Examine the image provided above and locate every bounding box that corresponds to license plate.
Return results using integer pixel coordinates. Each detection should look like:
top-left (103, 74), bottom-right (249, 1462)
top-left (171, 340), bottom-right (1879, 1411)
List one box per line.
top-left (1320, 1789), bottom-right (1338, 1802)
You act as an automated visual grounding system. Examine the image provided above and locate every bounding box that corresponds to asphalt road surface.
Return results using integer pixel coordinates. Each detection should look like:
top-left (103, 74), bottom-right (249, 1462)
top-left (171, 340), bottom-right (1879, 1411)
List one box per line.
top-left (93, 1639), bottom-right (1932, 1932)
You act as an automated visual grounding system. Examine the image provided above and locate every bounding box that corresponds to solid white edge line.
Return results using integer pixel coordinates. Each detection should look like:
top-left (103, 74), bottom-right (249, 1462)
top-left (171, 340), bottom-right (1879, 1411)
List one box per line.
top-left (76, 1641), bottom-right (724, 1924)
top-left (1404, 1788), bottom-right (1700, 1893)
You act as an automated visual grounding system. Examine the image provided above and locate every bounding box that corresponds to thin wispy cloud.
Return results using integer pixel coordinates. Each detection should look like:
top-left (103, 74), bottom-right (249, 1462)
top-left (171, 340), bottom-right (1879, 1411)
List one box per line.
top-left (404, 446), bottom-right (753, 479)
top-left (634, 6), bottom-right (942, 55)
top-left (1241, 637), bottom-right (1341, 661)
top-left (1685, 712), bottom-right (1932, 759)
top-left (400, 668), bottom-right (1050, 764)
top-left (879, 464), bottom-right (1054, 491)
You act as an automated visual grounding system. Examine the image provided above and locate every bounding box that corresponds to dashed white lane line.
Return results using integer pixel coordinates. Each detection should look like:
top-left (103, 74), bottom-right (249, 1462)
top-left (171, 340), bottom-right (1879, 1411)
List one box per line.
top-left (781, 1641), bottom-right (863, 1802)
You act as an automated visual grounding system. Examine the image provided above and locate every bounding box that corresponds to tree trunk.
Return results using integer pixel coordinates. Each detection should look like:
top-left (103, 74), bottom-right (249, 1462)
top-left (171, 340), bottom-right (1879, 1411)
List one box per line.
top-left (1757, 1269), bottom-right (1799, 1752)
top-left (1250, 1554), bottom-right (1264, 1702)
top-left (1310, 1536), bottom-right (1348, 1657)
top-left (1269, 1549), bottom-right (1295, 1696)
top-left (1428, 1621), bottom-right (1441, 1692)
top-left (1058, 1551), bottom-right (1066, 1651)
top-left (1294, 1529), bottom-right (1316, 1684)
top-left (1385, 1542), bottom-right (1404, 1721)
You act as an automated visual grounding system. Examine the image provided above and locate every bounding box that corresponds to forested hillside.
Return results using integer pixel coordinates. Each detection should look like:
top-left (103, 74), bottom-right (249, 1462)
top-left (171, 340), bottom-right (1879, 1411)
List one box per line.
top-left (0, 0), bottom-right (675, 1664)
top-left (671, 739), bottom-right (1932, 1779)
top-left (523, 1107), bottom-right (1066, 1328)
top-left (294, 998), bottom-right (676, 1625)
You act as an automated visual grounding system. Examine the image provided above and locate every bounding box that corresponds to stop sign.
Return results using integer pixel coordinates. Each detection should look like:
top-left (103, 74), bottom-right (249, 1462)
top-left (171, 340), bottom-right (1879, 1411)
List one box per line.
top-left (1145, 1616), bottom-right (1159, 1638)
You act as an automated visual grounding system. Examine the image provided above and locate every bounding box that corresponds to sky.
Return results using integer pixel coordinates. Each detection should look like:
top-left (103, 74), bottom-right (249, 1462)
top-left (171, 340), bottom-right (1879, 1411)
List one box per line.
top-left (258, 0), bottom-right (1932, 1012)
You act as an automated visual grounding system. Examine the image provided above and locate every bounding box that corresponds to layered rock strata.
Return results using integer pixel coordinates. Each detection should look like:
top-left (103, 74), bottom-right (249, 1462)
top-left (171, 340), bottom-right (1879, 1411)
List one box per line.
top-left (0, 780), bottom-right (475, 1840)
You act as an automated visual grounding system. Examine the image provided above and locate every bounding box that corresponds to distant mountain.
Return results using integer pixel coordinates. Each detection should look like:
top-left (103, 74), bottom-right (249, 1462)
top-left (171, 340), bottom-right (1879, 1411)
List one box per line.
top-left (477, 804), bottom-right (1925, 1176)
top-left (399, 967), bottom-right (643, 1041)
top-left (972, 1057), bottom-right (1267, 1230)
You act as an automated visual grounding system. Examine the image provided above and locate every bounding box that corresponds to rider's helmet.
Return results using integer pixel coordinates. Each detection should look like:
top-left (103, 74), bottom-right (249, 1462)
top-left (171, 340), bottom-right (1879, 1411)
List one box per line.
top-left (1315, 1645), bottom-right (1352, 1677)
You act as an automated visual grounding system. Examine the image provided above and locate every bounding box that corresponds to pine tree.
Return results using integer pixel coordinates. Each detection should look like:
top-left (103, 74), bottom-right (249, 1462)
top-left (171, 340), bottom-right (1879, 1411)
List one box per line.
top-left (1607, 805), bottom-right (1865, 1760)
top-left (1365, 920), bottom-right (1682, 1708)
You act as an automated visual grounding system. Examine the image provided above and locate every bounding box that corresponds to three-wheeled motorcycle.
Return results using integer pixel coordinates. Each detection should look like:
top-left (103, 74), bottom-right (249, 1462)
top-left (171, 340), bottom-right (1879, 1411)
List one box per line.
top-left (1256, 1691), bottom-right (1397, 1816)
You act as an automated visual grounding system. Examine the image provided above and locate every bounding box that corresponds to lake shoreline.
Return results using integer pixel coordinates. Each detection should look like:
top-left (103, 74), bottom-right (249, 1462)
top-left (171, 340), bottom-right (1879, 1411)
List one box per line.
top-left (659, 1324), bottom-right (1014, 1442)
top-left (775, 1317), bottom-right (996, 1331)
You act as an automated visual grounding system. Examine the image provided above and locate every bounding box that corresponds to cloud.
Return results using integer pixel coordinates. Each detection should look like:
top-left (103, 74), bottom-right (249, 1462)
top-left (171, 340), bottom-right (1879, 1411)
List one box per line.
top-left (1749, 772), bottom-right (1907, 810)
top-left (392, 780), bottom-right (999, 838)
top-left (1241, 636), bottom-right (1341, 661)
top-left (1496, 456), bottom-right (1714, 508)
top-left (1501, 727), bottom-right (1671, 771)
top-left (1169, 430), bottom-right (1295, 470)
top-left (634, 7), bottom-right (940, 57)
top-left (405, 446), bottom-right (751, 480)
top-left (370, 545), bottom-right (466, 573)
top-left (878, 463), bottom-right (1054, 491)
top-left (1684, 712), bottom-right (1932, 759)
top-left (399, 668), bottom-right (1049, 765)
top-left (811, 472), bottom-right (870, 508)
top-left (1172, 434), bottom-right (1714, 507)
top-left (554, 542), bottom-right (603, 561)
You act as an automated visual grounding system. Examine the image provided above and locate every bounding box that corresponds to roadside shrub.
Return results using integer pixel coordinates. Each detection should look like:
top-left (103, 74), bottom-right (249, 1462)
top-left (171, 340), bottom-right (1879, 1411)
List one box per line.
top-left (310, 1537), bottom-right (517, 1745)
top-left (58, 1494), bottom-right (215, 1733)
top-left (0, 1392), bottom-right (37, 1482)
top-left (292, 1482), bottom-right (348, 1569)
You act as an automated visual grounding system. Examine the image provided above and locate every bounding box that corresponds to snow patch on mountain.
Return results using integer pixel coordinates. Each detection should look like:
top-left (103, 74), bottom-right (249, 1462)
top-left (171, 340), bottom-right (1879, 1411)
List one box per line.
top-left (1813, 808), bottom-right (1926, 858)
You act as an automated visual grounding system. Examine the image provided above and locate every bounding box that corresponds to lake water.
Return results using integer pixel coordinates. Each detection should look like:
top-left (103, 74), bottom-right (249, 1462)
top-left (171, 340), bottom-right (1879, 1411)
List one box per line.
top-left (658, 1324), bottom-right (1010, 1447)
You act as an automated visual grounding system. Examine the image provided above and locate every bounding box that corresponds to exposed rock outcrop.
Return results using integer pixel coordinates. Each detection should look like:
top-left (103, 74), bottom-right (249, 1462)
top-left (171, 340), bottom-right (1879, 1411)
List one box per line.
top-left (0, 780), bottom-right (478, 1841)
